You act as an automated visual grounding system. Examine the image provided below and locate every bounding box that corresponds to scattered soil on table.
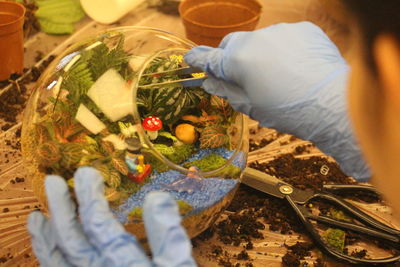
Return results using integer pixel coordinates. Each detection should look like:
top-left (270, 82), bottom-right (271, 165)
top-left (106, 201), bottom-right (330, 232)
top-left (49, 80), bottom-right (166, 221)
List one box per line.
top-left (0, 55), bottom-right (55, 124)
top-left (249, 154), bottom-right (356, 191)
top-left (193, 150), bottom-right (389, 267)
top-left (282, 242), bottom-right (315, 267)
top-left (22, 1), bottom-right (40, 38)
top-left (249, 138), bottom-right (275, 152)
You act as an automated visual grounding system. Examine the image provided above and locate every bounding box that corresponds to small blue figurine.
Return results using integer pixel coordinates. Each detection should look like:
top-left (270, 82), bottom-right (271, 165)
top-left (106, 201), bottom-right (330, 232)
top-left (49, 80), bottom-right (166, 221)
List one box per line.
top-left (165, 166), bottom-right (203, 194)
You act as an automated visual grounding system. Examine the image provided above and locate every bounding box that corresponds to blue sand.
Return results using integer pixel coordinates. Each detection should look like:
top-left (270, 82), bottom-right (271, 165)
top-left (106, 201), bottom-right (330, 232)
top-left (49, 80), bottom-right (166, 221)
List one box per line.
top-left (112, 148), bottom-right (245, 224)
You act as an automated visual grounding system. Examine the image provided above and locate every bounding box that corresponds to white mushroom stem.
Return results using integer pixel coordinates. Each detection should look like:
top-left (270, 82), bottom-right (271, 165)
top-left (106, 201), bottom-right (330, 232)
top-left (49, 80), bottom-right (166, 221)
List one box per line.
top-left (147, 130), bottom-right (158, 140)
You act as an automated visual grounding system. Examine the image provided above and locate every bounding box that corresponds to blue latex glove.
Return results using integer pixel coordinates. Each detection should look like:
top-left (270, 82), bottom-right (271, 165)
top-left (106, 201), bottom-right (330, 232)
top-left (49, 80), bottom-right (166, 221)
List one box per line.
top-left (28, 167), bottom-right (196, 267)
top-left (185, 22), bottom-right (370, 181)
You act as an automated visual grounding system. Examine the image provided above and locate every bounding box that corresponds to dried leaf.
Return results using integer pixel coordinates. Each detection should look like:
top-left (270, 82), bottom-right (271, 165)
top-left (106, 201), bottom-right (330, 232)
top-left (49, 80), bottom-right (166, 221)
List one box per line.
top-left (199, 126), bottom-right (228, 148)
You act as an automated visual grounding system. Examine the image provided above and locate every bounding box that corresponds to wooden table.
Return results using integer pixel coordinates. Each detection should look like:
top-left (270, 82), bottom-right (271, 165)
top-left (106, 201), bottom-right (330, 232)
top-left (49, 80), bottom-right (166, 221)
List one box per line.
top-left (0, 1), bottom-right (397, 266)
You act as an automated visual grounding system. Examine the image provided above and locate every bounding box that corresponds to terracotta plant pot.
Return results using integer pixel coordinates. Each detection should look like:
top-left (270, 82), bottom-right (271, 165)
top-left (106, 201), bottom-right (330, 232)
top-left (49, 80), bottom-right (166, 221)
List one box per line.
top-left (179, 0), bottom-right (262, 47)
top-left (0, 1), bottom-right (25, 81)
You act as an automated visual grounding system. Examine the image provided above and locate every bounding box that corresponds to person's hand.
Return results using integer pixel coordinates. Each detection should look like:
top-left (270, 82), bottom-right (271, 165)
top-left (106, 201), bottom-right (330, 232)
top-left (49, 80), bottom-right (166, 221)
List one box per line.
top-left (28, 167), bottom-right (196, 267)
top-left (185, 22), bottom-right (370, 181)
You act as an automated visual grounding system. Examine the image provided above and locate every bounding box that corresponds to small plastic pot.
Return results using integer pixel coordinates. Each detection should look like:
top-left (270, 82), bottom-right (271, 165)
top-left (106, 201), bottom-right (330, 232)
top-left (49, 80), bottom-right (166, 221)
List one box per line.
top-left (80, 0), bottom-right (145, 24)
top-left (179, 0), bottom-right (262, 47)
top-left (0, 1), bottom-right (25, 81)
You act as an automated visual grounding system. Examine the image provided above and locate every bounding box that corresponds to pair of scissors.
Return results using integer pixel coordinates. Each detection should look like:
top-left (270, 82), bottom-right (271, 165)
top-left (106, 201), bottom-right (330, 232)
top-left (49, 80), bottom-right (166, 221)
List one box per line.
top-left (242, 167), bottom-right (400, 265)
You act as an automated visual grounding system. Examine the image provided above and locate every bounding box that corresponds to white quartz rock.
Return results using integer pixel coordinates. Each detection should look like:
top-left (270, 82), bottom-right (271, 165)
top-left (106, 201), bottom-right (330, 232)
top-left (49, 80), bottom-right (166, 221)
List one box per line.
top-left (75, 104), bottom-right (106, 134)
top-left (87, 68), bottom-right (133, 122)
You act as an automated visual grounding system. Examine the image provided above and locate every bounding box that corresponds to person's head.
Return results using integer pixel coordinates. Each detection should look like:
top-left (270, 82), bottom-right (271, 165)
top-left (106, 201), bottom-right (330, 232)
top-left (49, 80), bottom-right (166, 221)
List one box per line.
top-left (343, 1), bottom-right (400, 212)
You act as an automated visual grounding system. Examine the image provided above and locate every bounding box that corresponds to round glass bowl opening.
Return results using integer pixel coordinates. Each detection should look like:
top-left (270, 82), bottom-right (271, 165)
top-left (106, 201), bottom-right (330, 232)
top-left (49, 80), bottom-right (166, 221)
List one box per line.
top-left (21, 27), bottom-right (248, 239)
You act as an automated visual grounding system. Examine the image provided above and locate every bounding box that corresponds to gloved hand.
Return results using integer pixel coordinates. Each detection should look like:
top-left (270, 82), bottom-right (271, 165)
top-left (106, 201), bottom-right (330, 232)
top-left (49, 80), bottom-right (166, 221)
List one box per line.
top-left (28, 167), bottom-right (196, 267)
top-left (185, 22), bottom-right (370, 181)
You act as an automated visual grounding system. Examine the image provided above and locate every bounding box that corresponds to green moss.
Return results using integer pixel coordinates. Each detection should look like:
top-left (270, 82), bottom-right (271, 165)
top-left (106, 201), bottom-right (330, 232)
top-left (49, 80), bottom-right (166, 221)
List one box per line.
top-left (183, 153), bottom-right (241, 178)
top-left (128, 200), bottom-right (192, 220)
top-left (323, 228), bottom-right (346, 251)
top-left (128, 207), bottom-right (143, 220)
top-left (176, 200), bottom-right (193, 214)
top-left (328, 208), bottom-right (351, 222)
top-left (143, 144), bottom-right (195, 173)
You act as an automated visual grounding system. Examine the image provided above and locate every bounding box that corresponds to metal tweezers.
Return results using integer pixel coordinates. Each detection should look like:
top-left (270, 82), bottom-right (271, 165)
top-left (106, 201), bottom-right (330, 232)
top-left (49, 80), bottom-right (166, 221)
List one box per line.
top-left (138, 66), bottom-right (207, 89)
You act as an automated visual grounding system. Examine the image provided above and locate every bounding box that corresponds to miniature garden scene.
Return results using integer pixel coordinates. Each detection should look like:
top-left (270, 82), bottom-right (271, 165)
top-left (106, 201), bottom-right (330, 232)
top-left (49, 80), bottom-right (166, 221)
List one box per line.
top-left (21, 31), bottom-right (246, 230)
top-left (1, 1), bottom-right (400, 266)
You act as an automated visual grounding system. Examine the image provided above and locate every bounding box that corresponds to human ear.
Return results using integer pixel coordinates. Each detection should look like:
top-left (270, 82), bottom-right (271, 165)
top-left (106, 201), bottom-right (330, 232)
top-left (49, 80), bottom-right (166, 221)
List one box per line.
top-left (373, 34), bottom-right (400, 112)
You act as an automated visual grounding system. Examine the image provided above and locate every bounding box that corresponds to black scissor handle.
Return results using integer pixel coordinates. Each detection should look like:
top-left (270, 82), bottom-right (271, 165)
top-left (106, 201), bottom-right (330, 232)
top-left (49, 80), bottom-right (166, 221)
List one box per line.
top-left (323, 184), bottom-right (380, 195)
top-left (312, 191), bottom-right (400, 236)
top-left (286, 195), bottom-right (400, 265)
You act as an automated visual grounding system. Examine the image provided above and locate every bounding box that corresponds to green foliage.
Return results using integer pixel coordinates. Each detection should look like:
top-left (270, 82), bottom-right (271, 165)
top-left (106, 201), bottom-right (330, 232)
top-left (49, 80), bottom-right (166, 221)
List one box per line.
top-left (183, 154), bottom-right (241, 178)
top-left (328, 208), bottom-right (351, 222)
top-left (37, 142), bottom-right (61, 166)
top-left (137, 56), bottom-right (207, 124)
top-left (142, 151), bottom-right (170, 173)
top-left (35, 0), bottom-right (85, 24)
top-left (210, 96), bottom-right (233, 120)
top-left (100, 140), bottom-right (115, 155)
top-left (35, 0), bottom-right (85, 35)
top-left (93, 164), bottom-right (121, 188)
top-left (158, 131), bottom-right (179, 143)
top-left (141, 144), bottom-right (195, 173)
top-left (199, 125), bottom-right (229, 149)
top-left (107, 170), bottom-right (121, 189)
top-left (61, 35), bottom-right (132, 110)
top-left (117, 175), bottom-right (143, 195)
top-left (35, 123), bottom-right (51, 143)
top-left (323, 228), bottom-right (346, 251)
top-left (88, 36), bottom-right (131, 81)
top-left (128, 207), bottom-right (143, 220)
top-left (112, 157), bottom-right (129, 176)
top-left (128, 200), bottom-right (192, 220)
top-left (62, 53), bottom-right (94, 104)
top-left (176, 200), bottom-right (193, 214)
top-left (153, 144), bottom-right (194, 164)
top-left (60, 143), bottom-right (83, 168)
top-left (38, 18), bottom-right (75, 34)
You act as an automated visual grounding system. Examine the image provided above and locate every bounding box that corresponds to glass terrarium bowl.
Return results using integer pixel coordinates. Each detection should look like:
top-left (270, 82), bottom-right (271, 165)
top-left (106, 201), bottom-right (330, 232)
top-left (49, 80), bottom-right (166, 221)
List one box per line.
top-left (21, 26), bottom-right (248, 242)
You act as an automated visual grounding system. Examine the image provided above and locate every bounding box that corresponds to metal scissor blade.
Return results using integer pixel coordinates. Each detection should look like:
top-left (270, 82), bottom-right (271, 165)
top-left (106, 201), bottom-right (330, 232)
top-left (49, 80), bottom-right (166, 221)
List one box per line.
top-left (242, 167), bottom-right (287, 199)
top-left (141, 66), bottom-right (204, 77)
top-left (138, 76), bottom-right (206, 89)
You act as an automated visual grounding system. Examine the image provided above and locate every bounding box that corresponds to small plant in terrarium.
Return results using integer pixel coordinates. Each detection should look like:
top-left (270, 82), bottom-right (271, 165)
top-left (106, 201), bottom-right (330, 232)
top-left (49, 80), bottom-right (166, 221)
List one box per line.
top-left (22, 28), bottom-right (247, 240)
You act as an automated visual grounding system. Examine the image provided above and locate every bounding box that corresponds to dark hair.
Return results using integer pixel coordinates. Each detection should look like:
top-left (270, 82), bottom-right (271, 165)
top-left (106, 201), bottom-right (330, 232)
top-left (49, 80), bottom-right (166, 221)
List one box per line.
top-left (342, 0), bottom-right (400, 67)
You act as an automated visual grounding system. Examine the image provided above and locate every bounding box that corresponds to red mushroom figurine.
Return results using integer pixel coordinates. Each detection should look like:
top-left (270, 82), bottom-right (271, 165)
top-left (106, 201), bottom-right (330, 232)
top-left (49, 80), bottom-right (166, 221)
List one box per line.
top-left (142, 116), bottom-right (162, 140)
